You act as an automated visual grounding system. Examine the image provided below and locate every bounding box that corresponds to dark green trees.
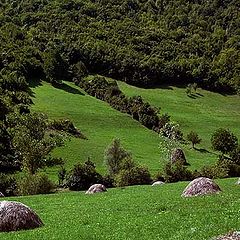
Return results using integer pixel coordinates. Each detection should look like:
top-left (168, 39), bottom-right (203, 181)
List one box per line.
top-left (211, 128), bottom-right (238, 154)
top-left (104, 138), bottom-right (130, 175)
top-left (186, 131), bottom-right (202, 149)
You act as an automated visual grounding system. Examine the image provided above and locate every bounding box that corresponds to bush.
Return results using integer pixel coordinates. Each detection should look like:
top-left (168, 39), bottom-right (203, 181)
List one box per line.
top-left (0, 173), bottom-right (16, 196)
top-left (211, 128), bottom-right (238, 154)
top-left (101, 175), bottom-right (114, 188)
top-left (160, 122), bottom-right (183, 141)
top-left (186, 131), bottom-right (202, 149)
top-left (66, 160), bottom-right (103, 191)
top-left (49, 119), bottom-right (86, 139)
top-left (115, 165), bottom-right (152, 187)
top-left (154, 171), bottom-right (165, 182)
top-left (17, 173), bottom-right (55, 195)
top-left (163, 162), bottom-right (194, 183)
top-left (230, 146), bottom-right (240, 165)
top-left (104, 138), bottom-right (131, 175)
top-left (199, 162), bottom-right (229, 179)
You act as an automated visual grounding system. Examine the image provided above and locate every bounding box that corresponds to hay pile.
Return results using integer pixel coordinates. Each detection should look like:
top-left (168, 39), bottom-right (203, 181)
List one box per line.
top-left (85, 184), bottom-right (107, 194)
top-left (152, 181), bottom-right (165, 186)
top-left (170, 148), bottom-right (187, 165)
top-left (0, 192), bottom-right (4, 197)
top-left (214, 231), bottom-right (240, 240)
top-left (182, 177), bottom-right (221, 197)
top-left (0, 201), bottom-right (43, 232)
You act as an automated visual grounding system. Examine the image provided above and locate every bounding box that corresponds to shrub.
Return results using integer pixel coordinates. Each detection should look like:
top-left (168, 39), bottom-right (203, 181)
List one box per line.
top-left (115, 165), bottom-right (152, 187)
top-left (49, 119), bottom-right (86, 139)
top-left (211, 128), bottom-right (238, 154)
top-left (230, 146), bottom-right (240, 165)
top-left (58, 165), bottom-right (67, 186)
top-left (217, 156), bottom-right (240, 177)
top-left (199, 160), bottom-right (229, 179)
top-left (17, 173), bottom-right (55, 195)
top-left (0, 173), bottom-right (16, 196)
top-left (66, 160), bottom-right (103, 191)
top-left (154, 171), bottom-right (165, 182)
top-left (163, 162), bottom-right (194, 183)
top-left (160, 122), bottom-right (183, 140)
top-left (101, 175), bottom-right (114, 188)
top-left (186, 131), bottom-right (202, 149)
top-left (104, 138), bottom-right (131, 175)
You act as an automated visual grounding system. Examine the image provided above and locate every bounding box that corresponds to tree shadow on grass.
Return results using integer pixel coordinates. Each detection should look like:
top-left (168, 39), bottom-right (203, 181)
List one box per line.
top-left (195, 148), bottom-right (210, 153)
top-left (53, 81), bottom-right (84, 95)
top-left (187, 92), bottom-right (204, 99)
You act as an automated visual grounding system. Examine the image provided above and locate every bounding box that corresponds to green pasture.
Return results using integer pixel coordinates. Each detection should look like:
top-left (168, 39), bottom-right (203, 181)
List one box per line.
top-left (118, 81), bottom-right (240, 170)
top-left (1, 178), bottom-right (239, 240)
top-left (31, 81), bottom-right (161, 179)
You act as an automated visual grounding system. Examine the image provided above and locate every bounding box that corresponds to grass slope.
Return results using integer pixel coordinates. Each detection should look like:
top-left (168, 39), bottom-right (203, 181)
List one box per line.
top-left (0, 178), bottom-right (239, 240)
top-left (31, 81), bottom-right (161, 178)
top-left (118, 81), bottom-right (240, 170)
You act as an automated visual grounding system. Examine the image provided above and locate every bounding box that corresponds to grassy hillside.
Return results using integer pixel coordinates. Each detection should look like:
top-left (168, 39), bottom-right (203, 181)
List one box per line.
top-left (118, 81), bottom-right (240, 170)
top-left (31, 81), bottom-right (161, 178)
top-left (0, 178), bottom-right (239, 240)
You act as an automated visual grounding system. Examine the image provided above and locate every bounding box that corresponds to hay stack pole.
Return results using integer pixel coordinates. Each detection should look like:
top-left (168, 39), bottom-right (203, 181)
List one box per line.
top-left (0, 201), bottom-right (43, 232)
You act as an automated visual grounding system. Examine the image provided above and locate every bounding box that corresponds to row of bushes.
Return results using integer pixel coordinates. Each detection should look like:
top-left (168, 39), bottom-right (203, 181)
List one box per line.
top-left (76, 75), bottom-right (183, 140)
top-left (1, 156), bottom-right (239, 197)
top-left (0, 173), bottom-right (55, 196)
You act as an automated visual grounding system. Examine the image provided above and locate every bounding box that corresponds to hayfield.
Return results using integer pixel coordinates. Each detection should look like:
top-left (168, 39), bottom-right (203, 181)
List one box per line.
top-left (118, 81), bottom-right (240, 170)
top-left (31, 80), bottom-right (240, 178)
top-left (1, 178), bottom-right (239, 240)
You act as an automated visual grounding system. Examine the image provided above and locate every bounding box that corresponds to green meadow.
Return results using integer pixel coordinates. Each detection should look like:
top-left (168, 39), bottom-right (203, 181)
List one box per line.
top-left (31, 80), bottom-right (240, 179)
top-left (118, 81), bottom-right (240, 170)
top-left (31, 81), bottom-right (161, 179)
top-left (1, 178), bottom-right (239, 240)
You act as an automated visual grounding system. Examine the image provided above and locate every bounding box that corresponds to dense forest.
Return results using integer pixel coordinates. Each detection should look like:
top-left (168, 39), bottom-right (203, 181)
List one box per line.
top-left (0, 0), bottom-right (240, 174)
top-left (0, 0), bottom-right (240, 93)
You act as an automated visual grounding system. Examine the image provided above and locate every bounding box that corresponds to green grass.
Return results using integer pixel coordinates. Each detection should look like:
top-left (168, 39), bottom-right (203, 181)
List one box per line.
top-left (31, 80), bottom-right (240, 179)
top-left (118, 81), bottom-right (240, 170)
top-left (31, 81), bottom-right (161, 179)
top-left (1, 178), bottom-right (239, 240)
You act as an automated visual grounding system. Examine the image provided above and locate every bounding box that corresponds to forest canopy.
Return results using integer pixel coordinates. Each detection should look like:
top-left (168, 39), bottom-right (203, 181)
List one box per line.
top-left (0, 0), bottom-right (239, 93)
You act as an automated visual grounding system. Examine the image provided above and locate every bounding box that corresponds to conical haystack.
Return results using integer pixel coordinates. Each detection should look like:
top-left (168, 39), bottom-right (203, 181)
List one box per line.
top-left (182, 177), bottom-right (221, 197)
top-left (0, 192), bottom-right (4, 198)
top-left (214, 231), bottom-right (240, 240)
top-left (0, 201), bottom-right (43, 232)
top-left (152, 181), bottom-right (165, 186)
top-left (170, 148), bottom-right (187, 165)
top-left (85, 184), bottom-right (107, 194)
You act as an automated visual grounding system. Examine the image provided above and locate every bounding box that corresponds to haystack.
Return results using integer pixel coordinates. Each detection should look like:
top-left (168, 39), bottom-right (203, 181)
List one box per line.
top-left (85, 184), bottom-right (107, 194)
top-left (0, 192), bottom-right (4, 197)
top-left (214, 231), bottom-right (240, 240)
top-left (182, 177), bottom-right (221, 197)
top-left (152, 181), bottom-right (165, 186)
top-left (170, 148), bottom-right (187, 165)
top-left (0, 201), bottom-right (43, 232)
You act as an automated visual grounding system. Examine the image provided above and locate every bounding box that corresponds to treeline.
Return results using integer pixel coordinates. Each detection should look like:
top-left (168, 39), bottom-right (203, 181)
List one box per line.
top-left (0, 0), bottom-right (240, 93)
top-left (77, 75), bottom-right (169, 132)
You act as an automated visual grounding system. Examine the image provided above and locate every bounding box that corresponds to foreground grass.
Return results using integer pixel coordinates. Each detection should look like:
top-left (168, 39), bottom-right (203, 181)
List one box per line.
top-left (31, 81), bottom-right (161, 179)
top-left (1, 178), bottom-right (239, 240)
top-left (118, 81), bottom-right (240, 170)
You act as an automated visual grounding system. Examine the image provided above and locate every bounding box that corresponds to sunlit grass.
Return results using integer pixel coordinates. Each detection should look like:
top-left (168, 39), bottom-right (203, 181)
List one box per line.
top-left (1, 178), bottom-right (239, 240)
